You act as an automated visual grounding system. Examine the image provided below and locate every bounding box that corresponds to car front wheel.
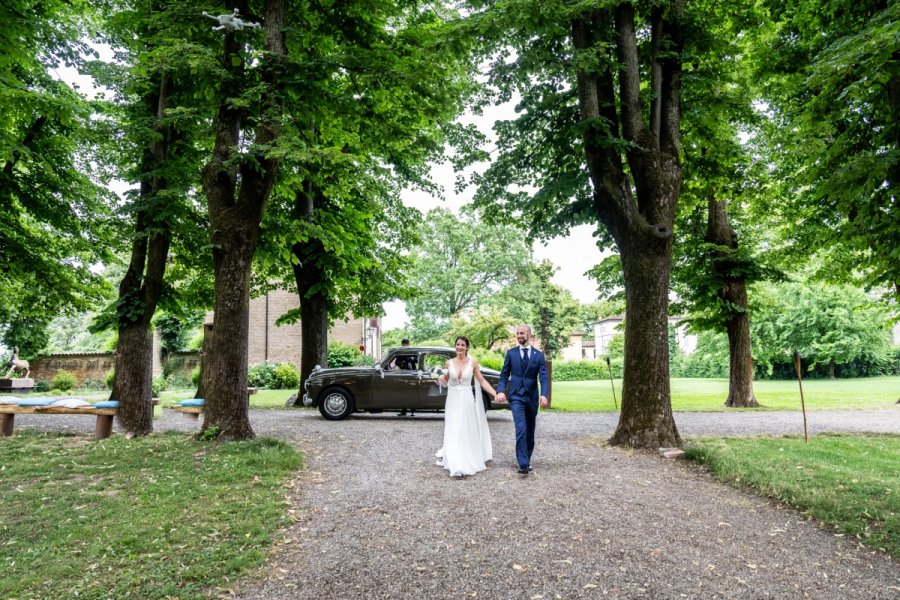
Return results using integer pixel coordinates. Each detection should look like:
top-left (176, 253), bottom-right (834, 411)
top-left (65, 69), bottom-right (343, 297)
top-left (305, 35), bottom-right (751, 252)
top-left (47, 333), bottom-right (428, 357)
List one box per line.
top-left (318, 387), bottom-right (354, 420)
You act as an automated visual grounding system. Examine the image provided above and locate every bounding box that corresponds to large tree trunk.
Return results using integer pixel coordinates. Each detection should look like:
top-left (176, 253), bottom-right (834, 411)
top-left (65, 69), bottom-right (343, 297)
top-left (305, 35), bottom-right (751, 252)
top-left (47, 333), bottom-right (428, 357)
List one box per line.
top-left (200, 0), bottom-right (286, 440)
top-left (706, 196), bottom-right (758, 408)
top-left (610, 231), bottom-right (680, 447)
top-left (572, 3), bottom-right (684, 448)
top-left (112, 73), bottom-right (175, 436)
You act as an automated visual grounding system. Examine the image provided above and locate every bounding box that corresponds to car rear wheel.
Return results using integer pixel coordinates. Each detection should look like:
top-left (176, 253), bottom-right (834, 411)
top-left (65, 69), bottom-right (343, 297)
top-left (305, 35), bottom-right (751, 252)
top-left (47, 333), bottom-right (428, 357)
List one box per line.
top-left (318, 387), bottom-right (354, 420)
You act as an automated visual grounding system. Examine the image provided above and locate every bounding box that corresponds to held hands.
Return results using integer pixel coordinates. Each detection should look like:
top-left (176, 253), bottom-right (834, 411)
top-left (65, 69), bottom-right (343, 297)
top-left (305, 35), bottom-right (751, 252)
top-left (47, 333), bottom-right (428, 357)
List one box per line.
top-left (495, 392), bottom-right (507, 403)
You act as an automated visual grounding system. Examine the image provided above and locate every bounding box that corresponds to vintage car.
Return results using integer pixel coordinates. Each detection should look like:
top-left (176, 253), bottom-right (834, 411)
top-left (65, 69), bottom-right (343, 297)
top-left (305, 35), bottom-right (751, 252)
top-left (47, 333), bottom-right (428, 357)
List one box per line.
top-left (302, 346), bottom-right (504, 420)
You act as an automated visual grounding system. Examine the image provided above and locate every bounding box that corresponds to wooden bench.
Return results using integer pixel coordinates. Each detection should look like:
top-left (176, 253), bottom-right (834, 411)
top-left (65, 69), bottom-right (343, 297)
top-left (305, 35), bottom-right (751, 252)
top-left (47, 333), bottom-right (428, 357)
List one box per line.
top-left (169, 388), bottom-right (257, 420)
top-left (0, 400), bottom-right (160, 439)
top-left (0, 405), bottom-right (118, 439)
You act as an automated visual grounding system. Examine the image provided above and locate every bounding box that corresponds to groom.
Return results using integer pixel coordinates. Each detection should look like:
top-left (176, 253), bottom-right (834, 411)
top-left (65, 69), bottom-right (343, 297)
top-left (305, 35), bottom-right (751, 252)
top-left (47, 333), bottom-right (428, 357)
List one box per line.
top-left (496, 324), bottom-right (549, 475)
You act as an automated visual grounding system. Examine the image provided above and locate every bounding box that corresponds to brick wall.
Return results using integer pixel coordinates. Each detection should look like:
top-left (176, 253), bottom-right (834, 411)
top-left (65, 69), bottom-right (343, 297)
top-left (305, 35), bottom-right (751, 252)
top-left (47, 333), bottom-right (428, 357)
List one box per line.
top-left (32, 291), bottom-right (381, 385)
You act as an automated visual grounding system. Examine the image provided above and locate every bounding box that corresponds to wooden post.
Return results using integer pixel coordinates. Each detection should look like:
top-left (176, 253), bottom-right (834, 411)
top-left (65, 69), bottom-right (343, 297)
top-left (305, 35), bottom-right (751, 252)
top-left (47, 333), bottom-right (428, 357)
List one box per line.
top-left (605, 356), bottom-right (618, 410)
top-left (1, 413), bottom-right (14, 436)
top-left (95, 414), bottom-right (114, 439)
top-left (793, 351), bottom-right (808, 443)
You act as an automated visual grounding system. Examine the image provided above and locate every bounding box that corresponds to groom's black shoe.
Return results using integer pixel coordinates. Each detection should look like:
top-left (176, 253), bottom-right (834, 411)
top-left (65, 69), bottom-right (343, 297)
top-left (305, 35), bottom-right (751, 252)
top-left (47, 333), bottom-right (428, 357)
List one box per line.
top-left (517, 465), bottom-right (530, 475)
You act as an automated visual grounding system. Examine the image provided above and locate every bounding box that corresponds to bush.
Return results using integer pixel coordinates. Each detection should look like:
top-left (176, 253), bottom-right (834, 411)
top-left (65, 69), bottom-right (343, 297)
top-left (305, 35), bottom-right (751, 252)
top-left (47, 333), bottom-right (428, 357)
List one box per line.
top-left (553, 359), bottom-right (621, 381)
top-left (247, 362), bottom-right (277, 388)
top-left (105, 369), bottom-right (115, 390)
top-left (78, 378), bottom-right (107, 392)
top-left (51, 370), bottom-right (78, 392)
top-left (166, 374), bottom-right (192, 389)
top-left (327, 342), bottom-right (362, 368)
top-left (151, 376), bottom-right (168, 397)
top-left (34, 380), bottom-right (50, 392)
top-left (470, 348), bottom-right (504, 371)
top-left (190, 366), bottom-right (201, 387)
top-left (271, 363), bottom-right (300, 389)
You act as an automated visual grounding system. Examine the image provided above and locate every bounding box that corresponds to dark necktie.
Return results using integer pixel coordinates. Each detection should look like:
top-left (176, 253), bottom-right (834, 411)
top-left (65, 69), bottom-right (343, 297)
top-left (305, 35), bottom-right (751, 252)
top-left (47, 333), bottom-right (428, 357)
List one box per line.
top-left (521, 348), bottom-right (529, 372)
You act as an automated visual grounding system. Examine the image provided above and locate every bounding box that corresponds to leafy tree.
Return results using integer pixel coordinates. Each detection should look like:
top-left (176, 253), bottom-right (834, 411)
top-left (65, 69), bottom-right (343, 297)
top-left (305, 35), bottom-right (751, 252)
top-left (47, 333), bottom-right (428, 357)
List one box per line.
top-left (0, 0), bottom-right (116, 356)
top-left (87, 0), bottom-right (213, 435)
top-left (468, 0), bottom-right (703, 447)
top-left (752, 282), bottom-right (892, 379)
top-left (449, 306), bottom-right (517, 351)
top-left (754, 1), bottom-right (900, 299)
top-left (405, 207), bottom-right (531, 340)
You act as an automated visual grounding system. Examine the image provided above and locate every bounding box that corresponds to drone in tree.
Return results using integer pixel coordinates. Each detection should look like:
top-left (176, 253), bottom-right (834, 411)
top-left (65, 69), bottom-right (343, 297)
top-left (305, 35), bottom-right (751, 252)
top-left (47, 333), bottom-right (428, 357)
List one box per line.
top-left (201, 8), bottom-right (261, 32)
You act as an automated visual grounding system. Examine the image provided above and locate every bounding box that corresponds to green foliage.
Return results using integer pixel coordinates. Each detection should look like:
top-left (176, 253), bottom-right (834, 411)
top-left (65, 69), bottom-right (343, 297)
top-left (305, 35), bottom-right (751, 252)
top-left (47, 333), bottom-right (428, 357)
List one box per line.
top-left (753, 1), bottom-right (900, 299)
top-left (105, 369), bottom-right (115, 390)
top-left (151, 376), bottom-right (168, 397)
top-left (34, 380), bottom-right (50, 393)
top-left (327, 342), bottom-right (363, 368)
top-left (50, 370), bottom-right (77, 392)
top-left (687, 434), bottom-right (900, 558)
top-left (671, 332), bottom-right (730, 379)
top-left (469, 347), bottom-right (504, 371)
top-left (247, 363), bottom-right (277, 389)
top-left (751, 282), bottom-right (893, 377)
top-left (552, 359), bottom-right (622, 381)
top-left (190, 366), bottom-right (201, 387)
top-left (405, 207), bottom-right (533, 341)
top-left (271, 363), bottom-right (300, 390)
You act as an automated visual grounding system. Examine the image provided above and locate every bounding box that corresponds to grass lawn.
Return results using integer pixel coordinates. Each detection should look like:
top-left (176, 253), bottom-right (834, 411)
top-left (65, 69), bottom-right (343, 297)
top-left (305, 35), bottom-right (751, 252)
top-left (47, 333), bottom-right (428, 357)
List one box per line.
top-left (685, 434), bottom-right (900, 559)
top-left (0, 432), bottom-right (301, 599)
top-left (550, 376), bottom-right (900, 412)
top-left (158, 388), bottom-right (296, 409)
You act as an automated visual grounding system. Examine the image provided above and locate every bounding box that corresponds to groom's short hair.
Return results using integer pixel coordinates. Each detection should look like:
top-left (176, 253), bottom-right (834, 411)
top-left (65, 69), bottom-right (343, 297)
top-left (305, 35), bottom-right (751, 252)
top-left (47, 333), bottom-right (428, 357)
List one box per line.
top-left (517, 324), bottom-right (533, 335)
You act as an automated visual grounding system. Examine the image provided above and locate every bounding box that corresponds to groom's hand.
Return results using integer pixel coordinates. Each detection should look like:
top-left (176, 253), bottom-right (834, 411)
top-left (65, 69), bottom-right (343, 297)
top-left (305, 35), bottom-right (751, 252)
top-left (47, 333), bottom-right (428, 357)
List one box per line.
top-left (495, 392), bottom-right (507, 403)
top-left (539, 396), bottom-right (549, 408)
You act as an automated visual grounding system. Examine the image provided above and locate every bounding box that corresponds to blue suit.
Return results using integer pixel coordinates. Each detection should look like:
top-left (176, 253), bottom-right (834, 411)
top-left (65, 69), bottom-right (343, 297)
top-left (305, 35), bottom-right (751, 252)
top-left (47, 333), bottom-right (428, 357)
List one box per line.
top-left (497, 346), bottom-right (549, 469)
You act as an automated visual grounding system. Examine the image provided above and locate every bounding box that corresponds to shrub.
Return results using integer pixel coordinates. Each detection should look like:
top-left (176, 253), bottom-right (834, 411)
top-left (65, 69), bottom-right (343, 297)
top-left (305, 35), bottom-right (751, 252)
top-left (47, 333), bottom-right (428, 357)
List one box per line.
top-left (353, 354), bottom-right (376, 367)
top-left (51, 370), bottom-right (78, 392)
top-left (271, 363), bottom-right (300, 389)
top-left (166, 375), bottom-right (192, 389)
top-left (190, 366), bottom-right (201, 387)
top-left (151, 376), bottom-right (168, 397)
top-left (105, 369), bottom-right (115, 390)
top-left (552, 359), bottom-right (621, 381)
top-left (470, 348), bottom-right (504, 371)
top-left (247, 362), bottom-right (277, 388)
top-left (327, 342), bottom-right (361, 368)
top-left (34, 380), bottom-right (50, 392)
top-left (78, 378), bottom-right (107, 392)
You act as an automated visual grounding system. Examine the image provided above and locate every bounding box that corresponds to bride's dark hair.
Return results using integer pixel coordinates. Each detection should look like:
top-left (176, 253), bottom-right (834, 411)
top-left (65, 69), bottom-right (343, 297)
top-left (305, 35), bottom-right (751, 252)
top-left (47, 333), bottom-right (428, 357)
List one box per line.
top-left (454, 336), bottom-right (470, 353)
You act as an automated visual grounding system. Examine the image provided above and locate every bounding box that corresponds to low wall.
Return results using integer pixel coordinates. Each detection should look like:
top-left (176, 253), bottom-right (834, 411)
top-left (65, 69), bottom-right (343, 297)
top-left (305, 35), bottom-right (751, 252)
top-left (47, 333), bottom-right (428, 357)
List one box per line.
top-left (30, 353), bottom-right (116, 386)
top-left (29, 351), bottom-right (201, 387)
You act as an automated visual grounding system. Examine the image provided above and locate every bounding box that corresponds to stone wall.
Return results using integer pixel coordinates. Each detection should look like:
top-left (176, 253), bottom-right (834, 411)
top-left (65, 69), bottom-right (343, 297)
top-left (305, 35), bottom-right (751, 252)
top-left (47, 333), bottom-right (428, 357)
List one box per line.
top-left (30, 353), bottom-right (117, 386)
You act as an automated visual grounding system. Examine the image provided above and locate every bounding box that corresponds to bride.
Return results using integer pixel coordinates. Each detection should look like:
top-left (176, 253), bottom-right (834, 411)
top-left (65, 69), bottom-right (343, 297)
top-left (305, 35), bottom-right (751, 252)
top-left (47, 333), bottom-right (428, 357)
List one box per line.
top-left (435, 336), bottom-right (497, 477)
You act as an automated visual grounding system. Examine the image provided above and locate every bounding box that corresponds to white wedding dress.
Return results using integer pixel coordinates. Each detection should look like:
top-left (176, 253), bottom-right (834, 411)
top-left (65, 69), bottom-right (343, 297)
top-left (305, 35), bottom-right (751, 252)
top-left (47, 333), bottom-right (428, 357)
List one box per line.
top-left (435, 358), bottom-right (492, 477)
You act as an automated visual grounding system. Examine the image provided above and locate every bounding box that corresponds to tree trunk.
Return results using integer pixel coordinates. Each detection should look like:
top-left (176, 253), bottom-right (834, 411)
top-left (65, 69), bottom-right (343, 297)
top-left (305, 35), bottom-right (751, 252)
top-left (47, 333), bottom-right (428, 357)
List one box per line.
top-left (571, 2), bottom-right (684, 448)
top-left (201, 227), bottom-right (256, 439)
top-left (609, 235), bottom-right (681, 448)
top-left (200, 0), bottom-right (286, 440)
top-left (112, 73), bottom-right (175, 436)
top-left (294, 246), bottom-right (328, 400)
top-left (291, 184), bottom-right (328, 405)
top-left (706, 196), bottom-right (758, 408)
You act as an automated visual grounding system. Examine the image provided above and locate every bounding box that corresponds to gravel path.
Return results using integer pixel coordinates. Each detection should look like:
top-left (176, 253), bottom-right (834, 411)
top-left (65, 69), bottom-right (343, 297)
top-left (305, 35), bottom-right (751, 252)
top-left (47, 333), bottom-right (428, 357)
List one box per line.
top-left (10, 407), bottom-right (900, 598)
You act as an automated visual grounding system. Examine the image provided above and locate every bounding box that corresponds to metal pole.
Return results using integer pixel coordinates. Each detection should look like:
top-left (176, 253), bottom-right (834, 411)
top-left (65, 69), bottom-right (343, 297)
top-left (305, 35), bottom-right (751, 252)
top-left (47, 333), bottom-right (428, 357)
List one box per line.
top-left (605, 356), bottom-right (618, 411)
top-left (793, 351), bottom-right (808, 443)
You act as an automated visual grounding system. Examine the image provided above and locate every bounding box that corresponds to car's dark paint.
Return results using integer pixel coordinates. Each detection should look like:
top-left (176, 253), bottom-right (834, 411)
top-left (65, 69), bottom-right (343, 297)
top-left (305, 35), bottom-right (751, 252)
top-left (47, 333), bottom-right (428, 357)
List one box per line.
top-left (303, 346), bottom-right (502, 420)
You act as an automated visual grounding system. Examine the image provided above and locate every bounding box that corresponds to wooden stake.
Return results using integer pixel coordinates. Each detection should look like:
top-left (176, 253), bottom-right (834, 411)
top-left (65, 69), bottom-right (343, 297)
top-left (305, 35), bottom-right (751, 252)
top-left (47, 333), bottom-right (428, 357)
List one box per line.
top-left (793, 351), bottom-right (808, 443)
top-left (605, 356), bottom-right (618, 411)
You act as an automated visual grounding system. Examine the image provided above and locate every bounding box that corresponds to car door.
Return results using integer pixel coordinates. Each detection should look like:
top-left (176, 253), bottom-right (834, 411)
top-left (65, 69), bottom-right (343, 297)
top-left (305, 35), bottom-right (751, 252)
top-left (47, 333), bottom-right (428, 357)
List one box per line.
top-left (376, 353), bottom-right (421, 409)
top-left (418, 351), bottom-right (450, 409)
